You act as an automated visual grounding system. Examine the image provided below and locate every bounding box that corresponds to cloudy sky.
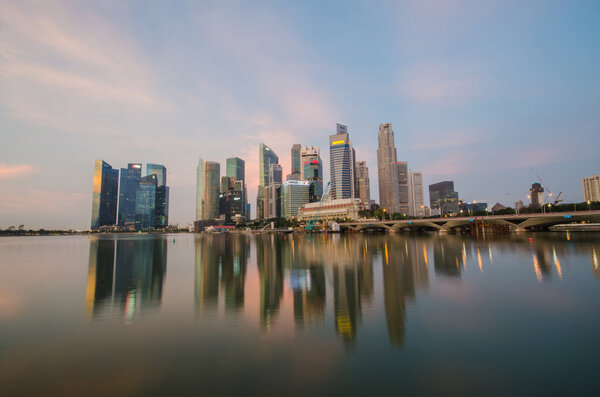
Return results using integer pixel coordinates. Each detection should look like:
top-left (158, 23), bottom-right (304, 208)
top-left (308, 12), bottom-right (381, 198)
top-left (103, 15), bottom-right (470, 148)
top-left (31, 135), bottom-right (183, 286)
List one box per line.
top-left (1, 0), bottom-right (598, 229)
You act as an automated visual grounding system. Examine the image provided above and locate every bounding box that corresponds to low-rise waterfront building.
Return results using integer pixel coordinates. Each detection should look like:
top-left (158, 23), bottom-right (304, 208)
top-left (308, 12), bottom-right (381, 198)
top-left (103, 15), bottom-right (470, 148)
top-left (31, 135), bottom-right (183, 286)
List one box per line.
top-left (298, 198), bottom-right (363, 221)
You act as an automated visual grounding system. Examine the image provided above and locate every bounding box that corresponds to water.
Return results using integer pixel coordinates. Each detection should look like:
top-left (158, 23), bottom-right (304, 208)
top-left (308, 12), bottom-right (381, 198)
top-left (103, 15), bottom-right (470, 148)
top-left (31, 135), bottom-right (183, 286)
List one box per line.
top-left (1, 232), bottom-right (599, 396)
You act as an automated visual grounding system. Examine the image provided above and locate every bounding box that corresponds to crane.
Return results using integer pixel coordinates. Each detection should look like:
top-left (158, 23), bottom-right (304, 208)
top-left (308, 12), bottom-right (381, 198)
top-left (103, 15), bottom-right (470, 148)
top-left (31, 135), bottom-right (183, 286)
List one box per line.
top-left (531, 168), bottom-right (564, 205)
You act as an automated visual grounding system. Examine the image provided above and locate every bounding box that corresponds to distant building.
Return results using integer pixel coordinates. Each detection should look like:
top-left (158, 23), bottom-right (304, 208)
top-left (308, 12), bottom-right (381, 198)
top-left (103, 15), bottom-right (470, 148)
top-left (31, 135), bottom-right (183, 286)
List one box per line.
top-left (356, 161), bottom-right (370, 203)
top-left (282, 180), bottom-right (310, 219)
top-left (329, 123), bottom-right (355, 200)
top-left (582, 175), bottom-right (600, 202)
top-left (291, 144), bottom-right (301, 175)
top-left (219, 178), bottom-right (244, 224)
top-left (204, 162), bottom-right (221, 220)
top-left (529, 183), bottom-right (544, 208)
top-left (429, 181), bottom-right (459, 215)
top-left (91, 160), bottom-right (119, 230)
top-left (459, 201), bottom-right (488, 214)
top-left (257, 143), bottom-right (279, 220)
top-left (377, 123), bottom-right (400, 213)
top-left (196, 158), bottom-right (205, 221)
top-left (147, 164), bottom-right (169, 228)
top-left (491, 203), bottom-right (506, 213)
top-left (515, 200), bottom-right (524, 211)
top-left (298, 198), bottom-right (363, 221)
top-left (118, 163), bottom-right (142, 226)
top-left (407, 171), bottom-right (424, 217)
top-left (264, 183), bottom-right (282, 219)
top-left (396, 161), bottom-right (409, 214)
top-left (135, 174), bottom-right (157, 230)
top-left (301, 146), bottom-right (323, 202)
top-left (269, 163), bottom-right (283, 184)
top-left (225, 157), bottom-right (246, 219)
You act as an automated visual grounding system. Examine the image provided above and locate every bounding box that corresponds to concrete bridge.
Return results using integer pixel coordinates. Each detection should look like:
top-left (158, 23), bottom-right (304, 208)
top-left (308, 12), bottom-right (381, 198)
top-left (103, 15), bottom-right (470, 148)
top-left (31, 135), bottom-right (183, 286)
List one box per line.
top-left (338, 210), bottom-right (600, 233)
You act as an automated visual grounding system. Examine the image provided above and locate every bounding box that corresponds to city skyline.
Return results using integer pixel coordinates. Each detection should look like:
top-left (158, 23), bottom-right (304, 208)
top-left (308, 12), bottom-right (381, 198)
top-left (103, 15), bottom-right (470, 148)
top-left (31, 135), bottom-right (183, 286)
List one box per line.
top-left (1, 1), bottom-right (599, 228)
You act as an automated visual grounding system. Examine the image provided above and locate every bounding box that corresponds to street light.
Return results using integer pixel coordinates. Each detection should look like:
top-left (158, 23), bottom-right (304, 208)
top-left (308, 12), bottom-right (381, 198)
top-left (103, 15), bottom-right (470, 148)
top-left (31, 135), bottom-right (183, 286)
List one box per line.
top-left (588, 200), bottom-right (591, 211)
top-left (547, 203), bottom-right (552, 213)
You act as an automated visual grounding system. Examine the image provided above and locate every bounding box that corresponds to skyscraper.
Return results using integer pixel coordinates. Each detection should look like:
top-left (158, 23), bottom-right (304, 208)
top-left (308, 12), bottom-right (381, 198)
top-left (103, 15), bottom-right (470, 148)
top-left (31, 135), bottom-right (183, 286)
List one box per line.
top-left (118, 163), bottom-right (142, 227)
top-left (204, 161), bottom-right (221, 219)
top-left (147, 164), bottom-right (169, 228)
top-left (282, 180), bottom-right (310, 219)
top-left (329, 123), bottom-right (355, 200)
top-left (407, 171), bottom-right (424, 217)
top-left (291, 144), bottom-right (301, 177)
top-left (135, 174), bottom-right (157, 230)
top-left (300, 146), bottom-right (323, 202)
top-left (356, 161), bottom-right (370, 203)
top-left (397, 161), bottom-right (409, 215)
top-left (226, 157), bottom-right (246, 219)
top-left (196, 158), bottom-right (204, 221)
top-left (582, 175), bottom-right (600, 202)
top-left (91, 160), bottom-right (119, 230)
top-left (257, 143), bottom-right (279, 220)
top-left (429, 181), bottom-right (459, 215)
top-left (529, 183), bottom-right (544, 208)
top-left (377, 123), bottom-right (400, 213)
top-left (269, 163), bottom-right (283, 184)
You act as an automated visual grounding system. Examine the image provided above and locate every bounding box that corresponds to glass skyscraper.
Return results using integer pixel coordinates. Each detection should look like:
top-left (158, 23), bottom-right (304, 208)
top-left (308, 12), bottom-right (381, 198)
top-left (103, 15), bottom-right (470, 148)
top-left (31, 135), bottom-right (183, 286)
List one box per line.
top-left (257, 143), bottom-right (279, 220)
top-left (429, 181), bottom-right (459, 215)
top-left (135, 174), bottom-right (157, 230)
top-left (300, 146), bottom-right (323, 202)
top-left (118, 163), bottom-right (142, 226)
top-left (291, 144), bottom-right (301, 176)
top-left (329, 123), bottom-right (355, 200)
top-left (196, 158), bottom-right (205, 221)
top-left (146, 164), bottom-right (167, 187)
top-left (91, 160), bottom-right (119, 230)
top-left (146, 164), bottom-right (169, 228)
top-left (204, 161), bottom-right (221, 220)
top-left (226, 157), bottom-right (245, 182)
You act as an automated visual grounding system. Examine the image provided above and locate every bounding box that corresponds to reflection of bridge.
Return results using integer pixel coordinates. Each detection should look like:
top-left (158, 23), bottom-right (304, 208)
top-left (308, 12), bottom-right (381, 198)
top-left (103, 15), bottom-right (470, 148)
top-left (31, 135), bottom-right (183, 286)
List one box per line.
top-left (339, 211), bottom-right (600, 232)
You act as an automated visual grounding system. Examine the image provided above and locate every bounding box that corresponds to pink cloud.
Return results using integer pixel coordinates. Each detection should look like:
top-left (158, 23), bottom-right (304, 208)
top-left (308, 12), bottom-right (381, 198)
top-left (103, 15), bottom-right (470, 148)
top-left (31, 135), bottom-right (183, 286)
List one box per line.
top-left (0, 164), bottom-right (37, 179)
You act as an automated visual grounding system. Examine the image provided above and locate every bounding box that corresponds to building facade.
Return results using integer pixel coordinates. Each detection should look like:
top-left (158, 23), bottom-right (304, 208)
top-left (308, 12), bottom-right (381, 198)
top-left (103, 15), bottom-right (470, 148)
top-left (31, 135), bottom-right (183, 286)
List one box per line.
top-left (226, 157), bottom-right (246, 219)
top-left (396, 161), bottom-right (409, 214)
top-left (329, 123), bottom-right (355, 201)
top-left (582, 175), bottom-right (600, 202)
top-left (356, 161), bottom-right (370, 204)
top-left (204, 161), bottom-right (221, 220)
top-left (282, 180), bottom-right (310, 219)
top-left (196, 158), bottom-right (205, 220)
top-left (135, 174), bottom-right (157, 230)
top-left (257, 143), bottom-right (279, 220)
top-left (291, 144), bottom-right (301, 177)
top-left (407, 171), bottom-right (424, 217)
top-left (147, 164), bottom-right (169, 228)
top-left (118, 163), bottom-right (142, 226)
top-left (300, 146), bottom-right (323, 202)
top-left (91, 160), bottom-right (119, 230)
top-left (429, 181), bottom-right (459, 215)
top-left (529, 182), bottom-right (544, 208)
top-left (377, 123), bottom-right (400, 213)
top-left (264, 183), bottom-right (282, 219)
top-left (298, 198), bottom-right (363, 221)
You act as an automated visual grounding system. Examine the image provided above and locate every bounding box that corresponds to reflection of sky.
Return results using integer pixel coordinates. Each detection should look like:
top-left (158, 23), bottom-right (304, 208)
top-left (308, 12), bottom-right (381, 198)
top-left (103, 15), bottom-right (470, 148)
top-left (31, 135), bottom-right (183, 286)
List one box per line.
top-left (1, 1), bottom-right (600, 228)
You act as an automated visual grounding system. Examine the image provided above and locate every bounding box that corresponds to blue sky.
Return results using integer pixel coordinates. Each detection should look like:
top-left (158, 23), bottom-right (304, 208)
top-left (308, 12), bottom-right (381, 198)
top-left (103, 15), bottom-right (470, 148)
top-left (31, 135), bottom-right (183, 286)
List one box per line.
top-left (1, 0), bottom-right (599, 229)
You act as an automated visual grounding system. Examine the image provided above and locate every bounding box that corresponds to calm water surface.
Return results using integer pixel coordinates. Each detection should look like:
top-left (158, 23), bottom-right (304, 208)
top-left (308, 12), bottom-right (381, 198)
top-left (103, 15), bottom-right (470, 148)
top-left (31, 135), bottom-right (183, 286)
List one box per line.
top-left (1, 232), bottom-right (599, 396)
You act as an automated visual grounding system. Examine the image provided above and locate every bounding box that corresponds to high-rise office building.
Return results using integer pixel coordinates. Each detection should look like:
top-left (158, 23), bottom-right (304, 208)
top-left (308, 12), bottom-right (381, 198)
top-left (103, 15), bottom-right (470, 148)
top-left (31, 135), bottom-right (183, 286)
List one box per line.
top-left (282, 180), bottom-right (310, 219)
top-left (377, 123), bottom-right (400, 213)
top-left (269, 163), bottom-right (283, 184)
top-left (356, 161), bottom-right (370, 203)
top-left (135, 174), bottom-right (157, 230)
top-left (264, 183), bottom-right (282, 219)
top-left (291, 144), bottom-right (301, 177)
top-left (146, 164), bottom-right (166, 187)
top-left (118, 163), bottom-right (142, 226)
top-left (219, 178), bottom-right (245, 223)
top-left (397, 161), bottom-right (409, 215)
top-left (582, 175), bottom-right (600, 202)
top-left (257, 143), bottom-right (279, 220)
top-left (329, 123), bottom-right (355, 200)
top-left (226, 157), bottom-right (246, 219)
top-left (429, 181), bottom-right (459, 215)
top-left (204, 161), bottom-right (221, 219)
top-left (91, 160), bottom-right (119, 230)
top-left (196, 158), bottom-right (204, 221)
top-left (147, 164), bottom-right (169, 228)
top-left (529, 183), bottom-right (544, 208)
top-left (300, 146), bottom-right (323, 202)
top-left (407, 171), bottom-right (424, 217)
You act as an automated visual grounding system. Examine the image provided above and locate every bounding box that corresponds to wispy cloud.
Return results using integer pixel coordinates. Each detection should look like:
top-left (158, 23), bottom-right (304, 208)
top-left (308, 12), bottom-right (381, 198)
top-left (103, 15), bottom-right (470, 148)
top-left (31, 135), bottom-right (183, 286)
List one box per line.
top-left (0, 164), bottom-right (36, 179)
top-left (398, 64), bottom-right (481, 103)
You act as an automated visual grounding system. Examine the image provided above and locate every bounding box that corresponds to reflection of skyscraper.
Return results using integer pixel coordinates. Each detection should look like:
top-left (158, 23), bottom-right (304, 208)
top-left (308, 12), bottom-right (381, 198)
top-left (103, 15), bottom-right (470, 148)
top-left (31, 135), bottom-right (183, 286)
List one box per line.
top-left (91, 160), bottom-right (119, 230)
top-left (433, 237), bottom-right (462, 277)
top-left (86, 238), bottom-right (115, 317)
top-left (220, 236), bottom-right (248, 313)
top-left (256, 235), bottom-right (284, 330)
top-left (333, 264), bottom-right (361, 348)
top-left (113, 238), bottom-right (167, 319)
top-left (292, 265), bottom-right (326, 328)
top-left (118, 163), bottom-right (142, 226)
top-left (194, 236), bottom-right (220, 312)
top-left (86, 237), bottom-right (167, 322)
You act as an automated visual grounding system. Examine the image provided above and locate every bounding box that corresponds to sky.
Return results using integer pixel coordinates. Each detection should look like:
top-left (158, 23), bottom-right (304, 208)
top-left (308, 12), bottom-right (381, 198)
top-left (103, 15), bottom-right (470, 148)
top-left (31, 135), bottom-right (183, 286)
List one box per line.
top-left (0, 0), bottom-right (599, 229)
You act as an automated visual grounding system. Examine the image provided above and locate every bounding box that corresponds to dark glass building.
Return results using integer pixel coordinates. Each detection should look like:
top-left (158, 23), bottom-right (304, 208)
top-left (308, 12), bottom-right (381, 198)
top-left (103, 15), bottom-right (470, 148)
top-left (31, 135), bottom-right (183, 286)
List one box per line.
top-left (91, 160), bottom-right (119, 230)
top-left (118, 163), bottom-right (142, 227)
top-left (429, 181), bottom-right (459, 215)
top-left (146, 164), bottom-right (166, 187)
top-left (135, 174), bottom-right (157, 230)
top-left (146, 164), bottom-right (169, 228)
top-left (226, 157), bottom-right (245, 182)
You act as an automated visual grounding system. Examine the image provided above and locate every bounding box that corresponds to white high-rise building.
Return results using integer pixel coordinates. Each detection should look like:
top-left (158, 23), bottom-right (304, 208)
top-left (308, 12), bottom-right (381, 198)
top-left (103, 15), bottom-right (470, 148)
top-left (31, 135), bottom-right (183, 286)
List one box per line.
top-left (582, 175), bottom-right (600, 202)
top-left (408, 171), bottom-right (424, 217)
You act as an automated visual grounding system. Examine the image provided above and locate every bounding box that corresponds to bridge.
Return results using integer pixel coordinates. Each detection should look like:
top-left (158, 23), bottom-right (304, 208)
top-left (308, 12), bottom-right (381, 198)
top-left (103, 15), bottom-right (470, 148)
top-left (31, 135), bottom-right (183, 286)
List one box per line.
top-left (338, 210), bottom-right (600, 232)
